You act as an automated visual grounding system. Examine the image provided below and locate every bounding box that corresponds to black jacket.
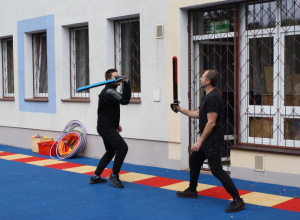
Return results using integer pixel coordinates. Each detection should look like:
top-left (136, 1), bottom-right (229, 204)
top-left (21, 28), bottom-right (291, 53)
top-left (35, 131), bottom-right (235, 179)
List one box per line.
top-left (97, 82), bottom-right (131, 129)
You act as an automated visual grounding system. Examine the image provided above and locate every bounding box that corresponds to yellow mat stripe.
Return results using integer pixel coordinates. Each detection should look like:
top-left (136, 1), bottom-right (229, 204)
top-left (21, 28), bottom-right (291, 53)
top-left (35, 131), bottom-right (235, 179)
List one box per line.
top-left (27, 159), bottom-right (66, 166)
top-left (119, 172), bottom-right (155, 182)
top-left (0, 154), bottom-right (33, 160)
top-left (161, 181), bottom-right (215, 191)
top-left (63, 165), bottom-right (96, 173)
top-left (239, 192), bottom-right (292, 207)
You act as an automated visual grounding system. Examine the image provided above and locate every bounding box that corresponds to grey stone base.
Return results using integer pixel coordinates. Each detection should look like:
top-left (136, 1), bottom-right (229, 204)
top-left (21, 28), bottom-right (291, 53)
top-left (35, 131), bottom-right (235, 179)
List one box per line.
top-left (0, 126), bottom-right (181, 170)
top-left (231, 166), bottom-right (300, 188)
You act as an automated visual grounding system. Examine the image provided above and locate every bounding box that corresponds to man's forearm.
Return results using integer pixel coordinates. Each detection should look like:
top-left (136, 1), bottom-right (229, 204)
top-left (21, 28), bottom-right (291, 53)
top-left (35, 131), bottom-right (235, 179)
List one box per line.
top-left (179, 108), bottom-right (199, 118)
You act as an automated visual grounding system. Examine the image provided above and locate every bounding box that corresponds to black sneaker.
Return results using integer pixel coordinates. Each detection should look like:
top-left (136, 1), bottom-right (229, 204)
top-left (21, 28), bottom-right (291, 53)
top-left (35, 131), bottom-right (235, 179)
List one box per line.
top-left (108, 174), bottom-right (124, 188)
top-left (225, 198), bottom-right (246, 213)
top-left (176, 188), bottom-right (198, 198)
top-left (89, 176), bottom-right (107, 184)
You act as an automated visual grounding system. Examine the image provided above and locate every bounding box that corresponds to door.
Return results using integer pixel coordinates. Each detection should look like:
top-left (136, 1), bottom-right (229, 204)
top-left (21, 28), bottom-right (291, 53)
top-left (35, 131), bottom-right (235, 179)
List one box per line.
top-left (188, 6), bottom-right (238, 171)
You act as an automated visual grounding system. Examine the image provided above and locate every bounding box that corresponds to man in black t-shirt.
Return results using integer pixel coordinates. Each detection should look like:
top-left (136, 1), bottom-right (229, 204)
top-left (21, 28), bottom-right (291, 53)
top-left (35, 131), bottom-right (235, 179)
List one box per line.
top-left (173, 70), bottom-right (245, 213)
top-left (89, 69), bottom-right (131, 188)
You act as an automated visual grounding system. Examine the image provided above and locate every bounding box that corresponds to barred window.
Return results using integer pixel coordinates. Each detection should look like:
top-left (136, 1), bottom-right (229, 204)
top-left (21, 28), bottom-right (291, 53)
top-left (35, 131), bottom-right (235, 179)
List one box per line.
top-left (239, 0), bottom-right (300, 147)
top-left (70, 26), bottom-right (89, 98)
top-left (189, 0), bottom-right (300, 152)
top-left (32, 32), bottom-right (47, 98)
top-left (114, 18), bottom-right (140, 98)
top-left (1, 37), bottom-right (14, 98)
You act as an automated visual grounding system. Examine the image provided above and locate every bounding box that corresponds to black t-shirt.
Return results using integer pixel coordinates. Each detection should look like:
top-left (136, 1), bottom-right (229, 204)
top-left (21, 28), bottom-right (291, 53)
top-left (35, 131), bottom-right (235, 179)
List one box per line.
top-left (198, 89), bottom-right (224, 156)
top-left (199, 89), bottom-right (223, 133)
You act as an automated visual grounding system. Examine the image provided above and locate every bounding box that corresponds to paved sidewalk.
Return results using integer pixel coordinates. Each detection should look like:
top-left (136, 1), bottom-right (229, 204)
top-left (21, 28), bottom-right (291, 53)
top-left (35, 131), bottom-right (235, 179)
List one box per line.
top-left (0, 145), bottom-right (299, 219)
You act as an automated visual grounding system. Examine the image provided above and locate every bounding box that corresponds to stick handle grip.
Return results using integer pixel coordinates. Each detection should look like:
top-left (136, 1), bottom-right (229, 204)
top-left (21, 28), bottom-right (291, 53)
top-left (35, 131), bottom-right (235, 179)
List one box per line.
top-left (171, 102), bottom-right (180, 113)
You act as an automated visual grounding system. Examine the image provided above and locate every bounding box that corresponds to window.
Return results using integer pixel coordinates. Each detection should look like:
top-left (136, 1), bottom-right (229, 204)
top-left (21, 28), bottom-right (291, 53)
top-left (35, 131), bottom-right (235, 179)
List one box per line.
top-left (249, 37), bottom-right (274, 105)
top-left (114, 18), bottom-right (140, 98)
top-left (70, 26), bottom-right (89, 98)
top-left (1, 37), bottom-right (14, 98)
top-left (189, 7), bottom-right (237, 169)
top-left (284, 35), bottom-right (300, 107)
top-left (32, 32), bottom-right (47, 98)
top-left (246, 1), bottom-right (276, 30)
top-left (281, 0), bottom-right (300, 26)
top-left (239, 0), bottom-right (300, 147)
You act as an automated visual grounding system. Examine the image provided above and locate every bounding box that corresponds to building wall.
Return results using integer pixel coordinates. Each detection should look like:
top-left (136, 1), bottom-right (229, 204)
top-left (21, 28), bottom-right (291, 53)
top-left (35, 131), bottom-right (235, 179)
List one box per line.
top-left (0, 0), bottom-right (172, 169)
top-left (231, 149), bottom-right (300, 187)
top-left (5, 0), bottom-right (299, 189)
top-left (0, 0), bottom-right (226, 170)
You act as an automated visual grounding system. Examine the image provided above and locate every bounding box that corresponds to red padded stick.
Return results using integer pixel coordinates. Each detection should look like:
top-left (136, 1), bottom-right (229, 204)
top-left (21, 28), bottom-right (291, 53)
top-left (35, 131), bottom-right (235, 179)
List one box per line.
top-left (173, 56), bottom-right (178, 103)
top-left (171, 56), bottom-right (180, 113)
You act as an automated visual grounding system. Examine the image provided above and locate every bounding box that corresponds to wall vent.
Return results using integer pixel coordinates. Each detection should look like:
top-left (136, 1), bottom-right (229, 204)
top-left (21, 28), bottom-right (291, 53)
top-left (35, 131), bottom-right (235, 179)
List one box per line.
top-left (156, 24), bottom-right (164, 38)
top-left (254, 155), bottom-right (264, 171)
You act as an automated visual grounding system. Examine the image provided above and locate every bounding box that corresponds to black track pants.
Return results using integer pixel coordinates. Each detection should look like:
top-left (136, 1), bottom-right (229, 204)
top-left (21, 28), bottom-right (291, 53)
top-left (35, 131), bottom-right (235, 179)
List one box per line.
top-left (189, 148), bottom-right (240, 199)
top-left (94, 126), bottom-right (128, 176)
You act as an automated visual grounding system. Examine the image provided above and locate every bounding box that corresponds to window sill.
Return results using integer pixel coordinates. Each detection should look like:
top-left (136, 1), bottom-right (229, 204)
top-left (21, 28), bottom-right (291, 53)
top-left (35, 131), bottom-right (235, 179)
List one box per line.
top-left (130, 97), bottom-right (141, 104)
top-left (231, 144), bottom-right (300, 155)
top-left (25, 98), bottom-right (48, 102)
top-left (0, 98), bottom-right (15, 101)
top-left (61, 98), bottom-right (90, 103)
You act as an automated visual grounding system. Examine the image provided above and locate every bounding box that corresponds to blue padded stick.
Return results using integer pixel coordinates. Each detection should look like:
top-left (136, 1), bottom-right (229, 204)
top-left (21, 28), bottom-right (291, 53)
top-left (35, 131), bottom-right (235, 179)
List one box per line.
top-left (77, 76), bottom-right (128, 92)
top-left (77, 79), bottom-right (116, 92)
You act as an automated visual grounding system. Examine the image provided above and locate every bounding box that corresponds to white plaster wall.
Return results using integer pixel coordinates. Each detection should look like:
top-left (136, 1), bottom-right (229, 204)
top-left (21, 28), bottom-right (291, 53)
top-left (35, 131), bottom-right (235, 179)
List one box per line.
top-left (0, 0), bottom-right (167, 139)
top-left (0, 0), bottom-right (229, 170)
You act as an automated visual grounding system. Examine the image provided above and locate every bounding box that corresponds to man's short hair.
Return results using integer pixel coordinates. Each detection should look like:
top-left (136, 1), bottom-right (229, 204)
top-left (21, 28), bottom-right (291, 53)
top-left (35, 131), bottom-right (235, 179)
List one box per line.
top-left (205, 69), bottom-right (219, 87)
top-left (105, 69), bottom-right (118, 80)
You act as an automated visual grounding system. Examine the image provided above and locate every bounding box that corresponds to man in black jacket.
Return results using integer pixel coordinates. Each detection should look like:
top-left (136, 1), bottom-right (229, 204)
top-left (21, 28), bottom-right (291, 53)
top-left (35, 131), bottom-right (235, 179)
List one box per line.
top-left (89, 69), bottom-right (131, 188)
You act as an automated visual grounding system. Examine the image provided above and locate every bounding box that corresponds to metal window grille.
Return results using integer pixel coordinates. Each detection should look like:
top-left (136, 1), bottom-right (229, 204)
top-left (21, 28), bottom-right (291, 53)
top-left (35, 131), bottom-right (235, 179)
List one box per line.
top-left (32, 32), bottom-right (48, 98)
top-left (188, 0), bottom-right (300, 167)
top-left (70, 26), bottom-right (89, 98)
top-left (114, 18), bottom-right (140, 97)
top-left (1, 37), bottom-right (14, 98)
top-left (189, 6), bottom-right (237, 171)
top-left (239, 0), bottom-right (300, 147)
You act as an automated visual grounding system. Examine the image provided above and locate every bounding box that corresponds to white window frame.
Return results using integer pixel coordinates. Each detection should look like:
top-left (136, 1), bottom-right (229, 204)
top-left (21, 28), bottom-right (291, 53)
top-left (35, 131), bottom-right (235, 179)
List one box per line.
top-left (239, 1), bottom-right (300, 147)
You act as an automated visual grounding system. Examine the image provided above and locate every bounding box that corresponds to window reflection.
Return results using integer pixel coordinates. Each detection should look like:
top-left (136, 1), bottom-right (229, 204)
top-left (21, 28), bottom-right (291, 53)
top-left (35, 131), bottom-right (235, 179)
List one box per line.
top-left (249, 117), bottom-right (273, 138)
top-left (284, 118), bottom-right (300, 140)
top-left (285, 35), bottom-right (300, 106)
top-left (281, 0), bottom-right (300, 26)
top-left (192, 8), bottom-right (234, 35)
top-left (247, 1), bottom-right (276, 30)
top-left (249, 37), bottom-right (274, 105)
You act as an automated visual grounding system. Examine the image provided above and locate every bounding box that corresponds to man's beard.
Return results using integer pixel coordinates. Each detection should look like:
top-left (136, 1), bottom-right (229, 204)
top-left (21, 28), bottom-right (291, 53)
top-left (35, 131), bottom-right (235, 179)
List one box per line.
top-left (200, 83), bottom-right (206, 88)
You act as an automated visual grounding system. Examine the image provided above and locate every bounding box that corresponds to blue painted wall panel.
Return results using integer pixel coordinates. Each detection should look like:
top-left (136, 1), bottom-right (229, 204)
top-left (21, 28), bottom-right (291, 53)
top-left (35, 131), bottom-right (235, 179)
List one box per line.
top-left (17, 15), bottom-right (56, 113)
